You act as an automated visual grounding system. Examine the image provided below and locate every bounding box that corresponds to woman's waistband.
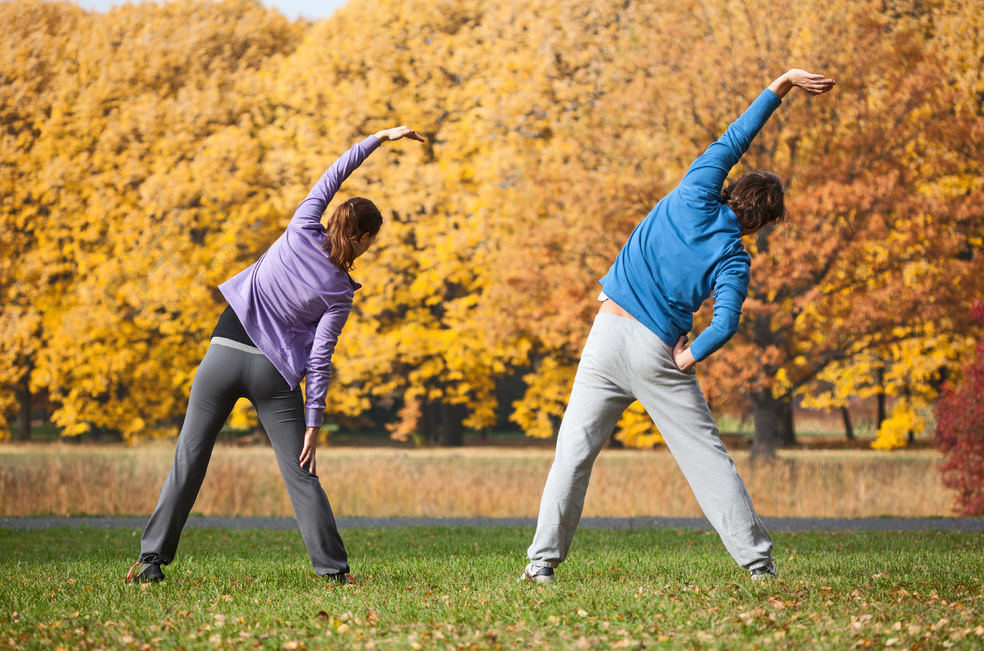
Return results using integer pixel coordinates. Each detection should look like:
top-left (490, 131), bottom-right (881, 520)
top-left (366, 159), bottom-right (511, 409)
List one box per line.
top-left (210, 337), bottom-right (264, 355)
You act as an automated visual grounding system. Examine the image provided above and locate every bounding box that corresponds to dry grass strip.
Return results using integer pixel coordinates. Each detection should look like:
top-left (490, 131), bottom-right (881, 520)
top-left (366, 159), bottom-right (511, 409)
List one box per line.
top-left (0, 443), bottom-right (954, 518)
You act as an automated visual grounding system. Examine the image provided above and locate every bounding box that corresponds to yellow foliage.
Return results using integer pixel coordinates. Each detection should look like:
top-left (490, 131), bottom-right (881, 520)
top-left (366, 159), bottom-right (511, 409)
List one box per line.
top-left (614, 402), bottom-right (665, 449)
top-left (872, 400), bottom-right (926, 451)
top-left (1, 0), bottom-right (981, 447)
top-left (511, 358), bottom-right (576, 439)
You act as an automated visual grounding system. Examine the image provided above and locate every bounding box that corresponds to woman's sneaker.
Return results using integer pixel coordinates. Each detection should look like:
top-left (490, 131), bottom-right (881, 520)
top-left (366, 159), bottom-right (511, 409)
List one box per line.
top-left (750, 562), bottom-right (777, 581)
top-left (127, 561), bottom-right (165, 584)
top-left (519, 563), bottom-right (555, 584)
top-left (325, 572), bottom-right (357, 586)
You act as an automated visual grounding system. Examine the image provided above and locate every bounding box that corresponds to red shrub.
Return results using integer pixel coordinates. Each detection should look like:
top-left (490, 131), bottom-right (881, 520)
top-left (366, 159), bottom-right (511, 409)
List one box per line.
top-left (935, 302), bottom-right (984, 516)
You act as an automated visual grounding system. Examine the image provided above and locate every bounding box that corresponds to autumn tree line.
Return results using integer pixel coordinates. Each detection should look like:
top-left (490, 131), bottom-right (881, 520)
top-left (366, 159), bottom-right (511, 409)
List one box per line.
top-left (2, 0), bottom-right (982, 455)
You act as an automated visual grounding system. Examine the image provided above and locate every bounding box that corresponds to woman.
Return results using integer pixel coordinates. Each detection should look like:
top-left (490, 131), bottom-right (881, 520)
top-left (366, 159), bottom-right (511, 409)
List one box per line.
top-left (521, 69), bottom-right (835, 584)
top-left (128, 125), bottom-right (425, 585)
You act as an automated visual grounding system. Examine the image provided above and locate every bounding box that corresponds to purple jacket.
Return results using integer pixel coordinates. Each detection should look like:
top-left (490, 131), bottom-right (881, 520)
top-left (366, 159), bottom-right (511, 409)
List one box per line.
top-left (219, 136), bottom-right (382, 427)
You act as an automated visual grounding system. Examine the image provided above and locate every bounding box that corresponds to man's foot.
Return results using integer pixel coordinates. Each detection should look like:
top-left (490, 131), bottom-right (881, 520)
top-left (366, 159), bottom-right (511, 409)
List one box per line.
top-left (750, 562), bottom-right (777, 581)
top-left (128, 562), bottom-right (165, 584)
top-left (325, 572), bottom-right (357, 586)
top-left (519, 563), bottom-right (555, 585)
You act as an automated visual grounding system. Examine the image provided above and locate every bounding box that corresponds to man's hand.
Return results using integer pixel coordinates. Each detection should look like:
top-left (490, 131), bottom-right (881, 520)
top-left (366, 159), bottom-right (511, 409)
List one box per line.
top-left (673, 336), bottom-right (697, 373)
top-left (300, 426), bottom-right (320, 475)
top-left (768, 69), bottom-right (835, 99)
top-left (374, 126), bottom-right (426, 143)
top-left (785, 69), bottom-right (835, 95)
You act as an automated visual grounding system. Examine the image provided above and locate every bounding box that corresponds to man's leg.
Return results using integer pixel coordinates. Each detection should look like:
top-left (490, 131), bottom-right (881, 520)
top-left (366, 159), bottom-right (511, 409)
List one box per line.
top-left (246, 354), bottom-right (349, 577)
top-left (139, 344), bottom-right (243, 566)
top-left (528, 315), bottom-right (635, 568)
top-left (628, 331), bottom-right (774, 571)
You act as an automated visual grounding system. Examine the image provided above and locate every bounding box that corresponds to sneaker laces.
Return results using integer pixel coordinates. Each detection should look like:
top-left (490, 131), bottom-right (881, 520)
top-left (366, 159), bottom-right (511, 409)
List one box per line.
top-left (126, 561), bottom-right (142, 583)
top-left (324, 572), bottom-right (358, 588)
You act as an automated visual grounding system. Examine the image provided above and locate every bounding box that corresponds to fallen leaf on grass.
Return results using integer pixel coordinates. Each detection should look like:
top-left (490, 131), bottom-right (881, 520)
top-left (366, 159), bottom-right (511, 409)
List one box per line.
top-left (850, 614), bottom-right (873, 630)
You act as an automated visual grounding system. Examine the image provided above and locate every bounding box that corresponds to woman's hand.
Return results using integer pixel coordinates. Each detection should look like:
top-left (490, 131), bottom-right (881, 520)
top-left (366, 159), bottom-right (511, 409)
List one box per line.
top-left (673, 336), bottom-right (697, 373)
top-left (374, 126), bottom-right (426, 143)
top-left (300, 426), bottom-right (320, 475)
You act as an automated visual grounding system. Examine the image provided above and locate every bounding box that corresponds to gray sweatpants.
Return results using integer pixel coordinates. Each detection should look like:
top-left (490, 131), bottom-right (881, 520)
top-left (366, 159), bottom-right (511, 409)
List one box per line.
top-left (139, 340), bottom-right (348, 576)
top-left (528, 314), bottom-right (774, 571)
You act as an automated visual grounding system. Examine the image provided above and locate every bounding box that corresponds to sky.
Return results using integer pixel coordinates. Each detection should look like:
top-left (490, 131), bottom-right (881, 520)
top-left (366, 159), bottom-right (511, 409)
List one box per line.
top-left (71, 0), bottom-right (348, 20)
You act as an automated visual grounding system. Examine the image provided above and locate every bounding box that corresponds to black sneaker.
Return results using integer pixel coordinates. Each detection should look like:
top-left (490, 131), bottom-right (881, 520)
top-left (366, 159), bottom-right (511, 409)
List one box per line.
top-left (325, 572), bottom-right (357, 586)
top-left (519, 563), bottom-right (555, 584)
top-left (128, 562), bottom-right (165, 584)
top-left (750, 562), bottom-right (777, 581)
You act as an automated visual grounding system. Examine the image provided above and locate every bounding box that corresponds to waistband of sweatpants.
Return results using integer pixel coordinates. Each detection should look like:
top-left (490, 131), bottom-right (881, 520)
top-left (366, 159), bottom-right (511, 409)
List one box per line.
top-left (592, 312), bottom-right (674, 352)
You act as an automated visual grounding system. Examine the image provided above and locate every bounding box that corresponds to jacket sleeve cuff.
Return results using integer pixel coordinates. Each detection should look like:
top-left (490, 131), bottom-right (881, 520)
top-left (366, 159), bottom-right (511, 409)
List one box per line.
top-left (305, 407), bottom-right (324, 429)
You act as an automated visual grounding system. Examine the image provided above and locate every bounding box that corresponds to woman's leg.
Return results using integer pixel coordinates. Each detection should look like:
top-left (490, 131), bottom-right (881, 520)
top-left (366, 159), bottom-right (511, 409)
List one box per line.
top-left (245, 354), bottom-right (349, 576)
top-left (139, 344), bottom-right (245, 566)
top-left (528, 315), bottom-right (635, 568)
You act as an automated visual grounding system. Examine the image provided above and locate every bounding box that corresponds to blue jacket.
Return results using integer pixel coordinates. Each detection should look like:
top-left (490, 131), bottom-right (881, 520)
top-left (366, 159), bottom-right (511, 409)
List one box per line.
top-left (599, 89), bottom-right (782, 360)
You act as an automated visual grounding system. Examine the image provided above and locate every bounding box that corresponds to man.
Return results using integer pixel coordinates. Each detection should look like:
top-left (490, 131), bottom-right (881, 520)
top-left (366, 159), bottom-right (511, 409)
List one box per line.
top-left (522, 69), bottom-right (835, 583)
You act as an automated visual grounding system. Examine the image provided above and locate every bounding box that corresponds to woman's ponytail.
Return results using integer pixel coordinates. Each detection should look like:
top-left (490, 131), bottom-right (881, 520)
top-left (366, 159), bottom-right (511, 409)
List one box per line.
top-left (324, 197), bottom-right (383, 271)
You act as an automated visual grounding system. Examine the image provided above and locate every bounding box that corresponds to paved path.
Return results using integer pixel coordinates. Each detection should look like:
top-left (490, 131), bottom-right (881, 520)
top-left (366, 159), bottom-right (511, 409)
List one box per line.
top-left (2, 516), bottom-right (983, 531)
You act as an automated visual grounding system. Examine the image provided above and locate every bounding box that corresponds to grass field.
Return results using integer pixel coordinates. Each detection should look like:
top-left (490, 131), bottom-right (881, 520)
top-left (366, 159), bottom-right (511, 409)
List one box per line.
top-left (1, 526), bottom-right (982, 650)
top-left (0, 442), bottom-right (955, 518)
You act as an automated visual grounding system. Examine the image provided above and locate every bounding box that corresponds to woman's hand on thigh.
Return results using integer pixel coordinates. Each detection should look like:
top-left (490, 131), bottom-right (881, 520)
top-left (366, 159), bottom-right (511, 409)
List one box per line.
top-left (300, 427), bottom-right (319, 475)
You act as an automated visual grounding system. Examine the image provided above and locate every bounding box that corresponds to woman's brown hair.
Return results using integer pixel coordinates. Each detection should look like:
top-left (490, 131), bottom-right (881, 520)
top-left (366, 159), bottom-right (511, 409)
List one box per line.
top-left (324, 197), bottom-right (383, 271)
top-left (721, 171), bottom-right (789, 232)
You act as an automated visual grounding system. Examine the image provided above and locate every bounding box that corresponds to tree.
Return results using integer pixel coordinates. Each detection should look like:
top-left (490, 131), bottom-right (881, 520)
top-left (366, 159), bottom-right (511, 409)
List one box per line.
top-left (0, 0), bottom-right (89, 439)
top-left (2, 0), bottom-right (981, 451)
top-left (498, 0), bottom-right (984, 455)
top-left (1, 0), bottom-right (299, 439)
top-left (935, 303), bottom-right (984, 515)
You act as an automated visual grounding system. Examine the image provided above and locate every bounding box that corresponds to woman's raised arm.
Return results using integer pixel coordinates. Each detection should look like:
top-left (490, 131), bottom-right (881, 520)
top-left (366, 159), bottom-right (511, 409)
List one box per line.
top-left (374, 125), bottom-right (426, 143)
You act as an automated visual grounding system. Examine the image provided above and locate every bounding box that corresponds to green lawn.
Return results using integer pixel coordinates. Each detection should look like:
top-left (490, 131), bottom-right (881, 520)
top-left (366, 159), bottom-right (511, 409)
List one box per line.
top-left (1, 526), bottom-right (982, 650)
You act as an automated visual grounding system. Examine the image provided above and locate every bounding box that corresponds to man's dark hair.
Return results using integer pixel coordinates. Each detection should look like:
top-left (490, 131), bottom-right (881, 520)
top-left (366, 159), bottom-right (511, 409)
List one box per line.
top-left (722, 171), bottom-right (789, 232)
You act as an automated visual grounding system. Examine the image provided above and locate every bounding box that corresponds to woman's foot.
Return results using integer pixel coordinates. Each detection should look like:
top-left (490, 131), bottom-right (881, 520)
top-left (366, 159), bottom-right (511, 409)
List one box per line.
top-left (128, 561), bottom-right (165, 584)
top-left (325, 572), bottom-right (357, 586)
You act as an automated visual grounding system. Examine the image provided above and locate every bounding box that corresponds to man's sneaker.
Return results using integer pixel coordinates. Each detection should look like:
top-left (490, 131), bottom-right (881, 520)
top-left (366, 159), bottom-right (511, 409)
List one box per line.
top-left (127, 561), bottom-right (165, 584)
top-left (750, 562), bottom-right (777, 581)
top-left (325, 572), bottom-right (357, 586)
top-left (519, 563), bottom-right (555, 585)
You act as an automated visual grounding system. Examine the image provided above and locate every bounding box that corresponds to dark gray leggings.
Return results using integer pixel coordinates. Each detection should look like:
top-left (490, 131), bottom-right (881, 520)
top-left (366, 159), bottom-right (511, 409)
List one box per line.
top-left (139, 340), bottom-right (348, 576)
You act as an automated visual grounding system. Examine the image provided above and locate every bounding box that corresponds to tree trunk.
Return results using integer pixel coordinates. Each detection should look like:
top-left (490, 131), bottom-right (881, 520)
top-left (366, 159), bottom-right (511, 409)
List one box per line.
top-left (876, 367), bottom-right (887, 430)
top-left (781, 401), bottom-right (795, 446)
top-left (13, 374), bottom-right (31, 441)
top-left (442, 403), bottom-right (465, 447)
top-left (751, 391), bottom-right (795, 458)
top-left (841, 405), bottom-right (855, 440)
top-left (905, 387), bottom-right (915, 444)
top-left (420, 402), bottom-right (437, 443)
